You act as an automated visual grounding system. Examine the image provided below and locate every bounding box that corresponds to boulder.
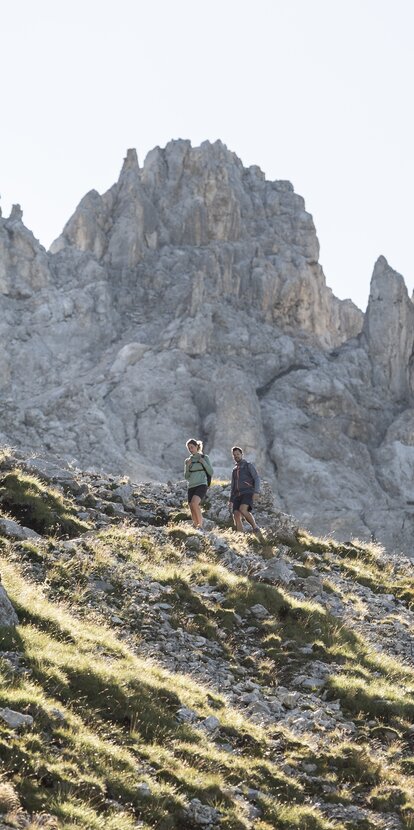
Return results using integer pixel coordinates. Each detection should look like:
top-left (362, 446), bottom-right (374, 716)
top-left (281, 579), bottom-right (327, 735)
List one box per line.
top-left (0, 707), bottom-right (33, 729)
top-left (0, 586), bottom-right (18, 627)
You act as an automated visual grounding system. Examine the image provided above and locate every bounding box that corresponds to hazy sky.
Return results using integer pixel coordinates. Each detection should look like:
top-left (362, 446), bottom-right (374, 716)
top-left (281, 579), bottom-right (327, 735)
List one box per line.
top-left (1, 0), bottom-right (413, 311)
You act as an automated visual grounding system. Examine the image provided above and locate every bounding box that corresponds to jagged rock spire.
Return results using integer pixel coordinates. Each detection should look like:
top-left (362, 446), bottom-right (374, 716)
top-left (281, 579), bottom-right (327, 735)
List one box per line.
top-left (120, 148), bottom-right (140, 176)
top-left (9, 204), bottom-right (23, 221)
top-left (362, 256), bottom-right (414, 400)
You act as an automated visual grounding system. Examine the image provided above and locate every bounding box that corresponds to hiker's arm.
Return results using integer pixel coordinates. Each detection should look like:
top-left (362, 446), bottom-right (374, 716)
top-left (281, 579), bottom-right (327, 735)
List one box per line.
top-left (229, 471), bottom-right (236, 502)
top-left (184, 458), bottom-right (191, 480)
top-left (250, 464), bottom-right (261, 494)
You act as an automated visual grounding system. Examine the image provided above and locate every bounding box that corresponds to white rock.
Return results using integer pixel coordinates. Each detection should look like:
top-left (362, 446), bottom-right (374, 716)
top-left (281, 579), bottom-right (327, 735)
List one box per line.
top-left (0, 707), bottom-right (34, 729)
top-left (250, 603), bottom-right (269, 619)
top-left (136, 782), bottom-right (151, 798)
top-left (184, 798), bottom-right (220, 826)
top-left (0, 518), bottom-right (41, 541)
top-left (259, 559), bottom-right (295, 585)
top-left (0, 586), bottom-right (19, 627)
top-left (200, 715), bottom-right (220, 733)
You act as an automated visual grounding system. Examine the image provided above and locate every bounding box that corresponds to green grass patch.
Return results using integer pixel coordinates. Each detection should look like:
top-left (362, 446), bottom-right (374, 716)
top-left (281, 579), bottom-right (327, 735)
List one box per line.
top-left (0, 470), bottom-right (91, 538)
top-left (256, 796), bottom-right (343, 830)
top-left (326, 671), bottom-right (414, 724)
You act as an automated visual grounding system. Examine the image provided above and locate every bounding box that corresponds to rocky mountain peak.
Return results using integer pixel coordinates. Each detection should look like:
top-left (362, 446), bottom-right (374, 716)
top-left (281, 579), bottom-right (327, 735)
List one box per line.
top-left (49, 141), bottom-right (362, 343)
top-left (2, 141), bottom-right (414, 553)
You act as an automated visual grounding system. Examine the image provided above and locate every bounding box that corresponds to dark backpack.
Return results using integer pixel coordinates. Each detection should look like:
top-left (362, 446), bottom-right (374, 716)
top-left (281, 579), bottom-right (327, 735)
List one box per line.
top-left (200, 454), bottom-right (212, 487)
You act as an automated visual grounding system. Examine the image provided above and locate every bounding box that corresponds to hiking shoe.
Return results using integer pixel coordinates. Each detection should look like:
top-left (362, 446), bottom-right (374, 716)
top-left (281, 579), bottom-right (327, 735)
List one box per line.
top-left (252, 527), bottom-right (262, 536)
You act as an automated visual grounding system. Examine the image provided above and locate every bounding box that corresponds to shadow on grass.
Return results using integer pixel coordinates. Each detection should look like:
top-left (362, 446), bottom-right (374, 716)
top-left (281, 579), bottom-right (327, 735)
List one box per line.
top-left (6, 603), bottom-right (78, 644)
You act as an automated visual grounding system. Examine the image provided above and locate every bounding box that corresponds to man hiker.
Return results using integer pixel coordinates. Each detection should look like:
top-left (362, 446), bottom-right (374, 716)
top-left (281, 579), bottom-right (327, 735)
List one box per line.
top-left (229, 446), bottom-right (261, 533)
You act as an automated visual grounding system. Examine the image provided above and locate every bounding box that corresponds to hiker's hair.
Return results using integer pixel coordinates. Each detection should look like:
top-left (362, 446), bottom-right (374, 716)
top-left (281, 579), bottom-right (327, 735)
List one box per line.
top-left (187, 438), bottom-right (203, 452)
top-left (232, 446), bottom-right (243, 454)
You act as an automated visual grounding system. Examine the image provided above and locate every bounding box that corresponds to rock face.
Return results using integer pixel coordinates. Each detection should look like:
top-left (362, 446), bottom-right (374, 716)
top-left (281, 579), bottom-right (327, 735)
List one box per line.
top-left (1, 140), bottom-right (414, 552)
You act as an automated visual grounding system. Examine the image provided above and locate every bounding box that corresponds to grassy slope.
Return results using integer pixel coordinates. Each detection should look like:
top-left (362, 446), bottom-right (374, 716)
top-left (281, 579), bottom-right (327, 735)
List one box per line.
top-left (0, 467), bottom-right (413, 830)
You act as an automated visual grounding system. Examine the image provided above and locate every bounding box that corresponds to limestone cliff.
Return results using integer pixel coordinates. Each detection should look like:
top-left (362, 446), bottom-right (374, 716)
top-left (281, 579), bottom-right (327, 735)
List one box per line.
top-left (1, 141), bottom-right (414, 552)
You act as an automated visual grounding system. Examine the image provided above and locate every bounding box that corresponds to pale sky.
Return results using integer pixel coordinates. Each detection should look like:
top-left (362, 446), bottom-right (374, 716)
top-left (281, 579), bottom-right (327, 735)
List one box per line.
top-left (1, 0), bottom-right (413, 312)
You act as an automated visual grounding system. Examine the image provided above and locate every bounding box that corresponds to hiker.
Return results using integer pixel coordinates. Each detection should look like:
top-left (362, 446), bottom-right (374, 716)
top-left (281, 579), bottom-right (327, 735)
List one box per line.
top-left (229, 446), bottom-right (261, 533)
top-left (184, 439), bottom-right (213, 532)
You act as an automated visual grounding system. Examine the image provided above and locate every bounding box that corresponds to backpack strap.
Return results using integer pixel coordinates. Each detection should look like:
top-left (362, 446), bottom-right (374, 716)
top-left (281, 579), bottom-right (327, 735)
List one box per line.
top-left (199, 454), bottom-right (212, 486)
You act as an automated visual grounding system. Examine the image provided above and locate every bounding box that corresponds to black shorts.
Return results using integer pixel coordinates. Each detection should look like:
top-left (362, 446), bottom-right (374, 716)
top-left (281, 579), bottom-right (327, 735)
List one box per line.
top-left (188, 485), bottom-right (208, 504)
top-left (232, 493), bottom-right (254, 512)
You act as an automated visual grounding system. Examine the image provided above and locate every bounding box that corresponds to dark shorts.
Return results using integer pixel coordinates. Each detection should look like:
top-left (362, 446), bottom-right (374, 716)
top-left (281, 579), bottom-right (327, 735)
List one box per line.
top-left (188, 485), bottom-right (208, 504)
top-left (232, 493), bottom-right (254, 512)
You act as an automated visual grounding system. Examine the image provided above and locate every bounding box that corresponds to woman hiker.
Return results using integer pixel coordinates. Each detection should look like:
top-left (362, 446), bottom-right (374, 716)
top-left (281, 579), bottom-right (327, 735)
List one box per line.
top-left (184, 438), bottom-right (213, 532)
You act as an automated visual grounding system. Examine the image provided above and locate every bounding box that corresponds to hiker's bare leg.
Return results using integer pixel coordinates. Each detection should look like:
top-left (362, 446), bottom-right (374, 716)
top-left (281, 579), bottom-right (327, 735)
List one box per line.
top-left (189, 501), bottom-right (196, 526)
top-left (239, 503), bottom-right (257, 530)
top-left (190, 495), bottom-right (203, 528)
top-left (233, 509), bottom-right (244, 532)
top-left (189, 496), bottom-right (201, 527)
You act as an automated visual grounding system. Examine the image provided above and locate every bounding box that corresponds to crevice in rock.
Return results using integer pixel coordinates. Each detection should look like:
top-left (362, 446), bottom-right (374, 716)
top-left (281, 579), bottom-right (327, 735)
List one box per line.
top-left (256, 364), bottom-right (311, 398)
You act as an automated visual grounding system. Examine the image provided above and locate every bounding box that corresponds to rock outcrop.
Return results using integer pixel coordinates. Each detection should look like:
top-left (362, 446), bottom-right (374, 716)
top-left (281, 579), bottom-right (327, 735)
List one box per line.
top-left (362, 255), bottom-right (414, 400)
top-left (1, 140), bottom-right (414, 552)
top-left (0, 584), bottom-right (18, 627)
